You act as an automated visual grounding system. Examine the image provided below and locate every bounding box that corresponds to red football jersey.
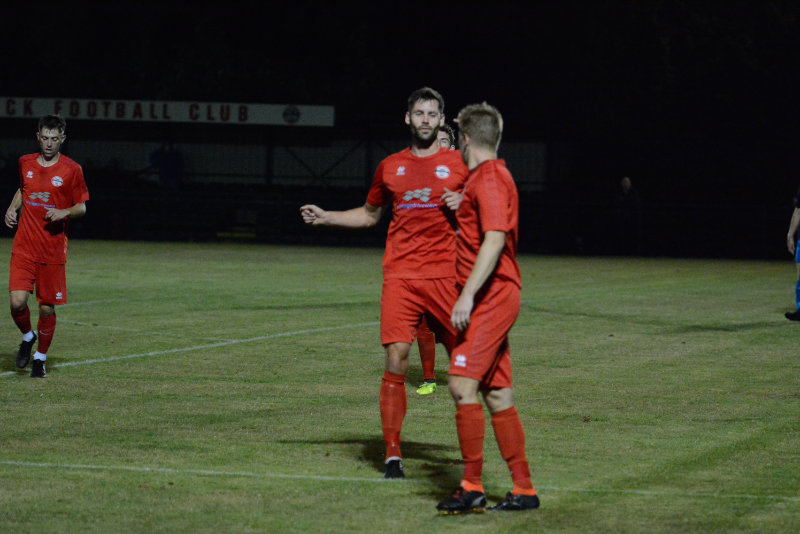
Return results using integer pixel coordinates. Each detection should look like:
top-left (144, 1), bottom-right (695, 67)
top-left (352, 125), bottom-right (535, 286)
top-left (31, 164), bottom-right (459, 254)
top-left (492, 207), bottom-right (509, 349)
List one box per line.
top-left (455, 159), bottom-right (521, 288)
top-left (367, 147), bottom-right (468, 279)
top-left (13, 154), bottom-right (90, 264)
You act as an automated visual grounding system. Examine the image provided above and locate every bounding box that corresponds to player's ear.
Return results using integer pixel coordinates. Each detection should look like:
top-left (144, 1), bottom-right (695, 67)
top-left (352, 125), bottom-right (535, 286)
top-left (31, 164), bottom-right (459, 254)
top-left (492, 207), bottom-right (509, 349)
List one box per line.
top-left (439, 114), bottom-right (445, 127)
top-left (404, 111), bottom-right (410, 125)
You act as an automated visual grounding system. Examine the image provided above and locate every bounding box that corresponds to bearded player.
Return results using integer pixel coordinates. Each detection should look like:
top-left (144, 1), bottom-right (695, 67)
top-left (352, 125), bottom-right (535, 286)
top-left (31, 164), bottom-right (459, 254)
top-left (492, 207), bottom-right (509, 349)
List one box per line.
top-left (300, 87), bottom-right (467, 478)
top-left (5, 115), bottom-right (89, 378)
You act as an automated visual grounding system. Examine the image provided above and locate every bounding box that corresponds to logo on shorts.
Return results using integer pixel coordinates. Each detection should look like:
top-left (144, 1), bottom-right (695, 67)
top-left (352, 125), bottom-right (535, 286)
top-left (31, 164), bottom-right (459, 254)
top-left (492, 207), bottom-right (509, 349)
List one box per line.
top-left (454, 354), bottom-right (467, 368)
top-left (29, 192), bottom-right (51, 202)
top-left (435, 165), bottom-right (451, 179)
top-left (56, 292), bottom-right (63, 300)
top-left (396, 166), bottom-right (406, 176)
top-left (51, 176), bottom-right (63, 187)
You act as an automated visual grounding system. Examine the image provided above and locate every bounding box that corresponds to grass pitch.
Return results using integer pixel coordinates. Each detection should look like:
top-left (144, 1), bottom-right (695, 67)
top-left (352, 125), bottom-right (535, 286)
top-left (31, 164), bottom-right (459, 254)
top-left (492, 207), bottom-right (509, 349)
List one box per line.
top-left (0, 239), bottom-right (798, 533)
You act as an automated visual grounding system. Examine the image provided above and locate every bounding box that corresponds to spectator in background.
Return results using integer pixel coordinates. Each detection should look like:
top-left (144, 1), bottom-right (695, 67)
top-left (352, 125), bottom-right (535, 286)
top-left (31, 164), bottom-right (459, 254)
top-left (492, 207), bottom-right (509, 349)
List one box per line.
top-left (613, 176), bottom-right (642, 255)
top-left (149, 140), bottom-right (184, 193)
top-left (784, 186), bottom-right (800, 321)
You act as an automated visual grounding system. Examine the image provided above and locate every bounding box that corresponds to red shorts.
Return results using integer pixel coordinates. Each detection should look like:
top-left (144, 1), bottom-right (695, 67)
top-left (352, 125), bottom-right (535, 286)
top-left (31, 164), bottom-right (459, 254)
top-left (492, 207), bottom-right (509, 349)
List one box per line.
top-left (381, 277), bottom-right (459, 351)
top-left (449, 281), bottom-right (520, 389)
top-left (9, 254), bottom-right (67, 305)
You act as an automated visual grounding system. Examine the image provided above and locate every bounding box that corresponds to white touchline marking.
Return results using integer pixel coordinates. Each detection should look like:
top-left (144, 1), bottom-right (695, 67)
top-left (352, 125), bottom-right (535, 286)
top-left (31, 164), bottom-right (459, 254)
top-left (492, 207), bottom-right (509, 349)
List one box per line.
top-left (1, 461), bottom-right (798, 502)
top-left (0, 461), bottom-right (388, 484)
top-left (0, 322), bottom-right (379, 377)
top-left (59, 298), bottom-right (128, 308)
top-left (58, 319), bottom-right (230, 342)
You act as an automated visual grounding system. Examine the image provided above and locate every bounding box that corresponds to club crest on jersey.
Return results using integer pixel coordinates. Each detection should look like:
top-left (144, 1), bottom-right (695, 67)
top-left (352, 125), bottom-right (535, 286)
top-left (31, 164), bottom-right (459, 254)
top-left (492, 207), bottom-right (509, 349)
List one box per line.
top-left (435, 165), bottom-right (451, 179)
top-left (396, 166), bottom-right (406, 176)
top-left (26, 171), bottom-right (33, 179)
top-left (51, 176), bottom-right (64, 187)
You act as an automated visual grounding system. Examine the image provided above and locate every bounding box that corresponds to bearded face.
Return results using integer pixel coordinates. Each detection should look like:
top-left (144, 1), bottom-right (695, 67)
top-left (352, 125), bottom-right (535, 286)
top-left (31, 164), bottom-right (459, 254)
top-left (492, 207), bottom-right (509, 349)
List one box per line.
top-left (405, 99), bottom-right (443, 146)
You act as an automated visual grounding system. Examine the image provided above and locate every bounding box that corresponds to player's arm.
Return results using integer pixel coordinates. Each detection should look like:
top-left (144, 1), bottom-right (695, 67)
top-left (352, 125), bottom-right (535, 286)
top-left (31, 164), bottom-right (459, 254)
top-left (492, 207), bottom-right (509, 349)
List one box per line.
top-left (299, 202), bottom-right (385, 229)
top-left (45, 202), bottom-right (86, 223)
top-left (5, 189), bottom-right (22, 228)
top-left (451, 230), bottom-right (506, 331)
top-left (788, 208), bottom-right (800, 254)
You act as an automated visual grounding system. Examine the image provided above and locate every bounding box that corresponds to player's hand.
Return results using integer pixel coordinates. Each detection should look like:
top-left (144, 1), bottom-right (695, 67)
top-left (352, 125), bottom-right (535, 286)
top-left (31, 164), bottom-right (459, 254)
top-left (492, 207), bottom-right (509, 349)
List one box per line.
top-left (442, 188), bottom-right (463, 211)
top-left (45, 208), bottom-right (70, 222)
top-left (300, 204), bottom-right (328, 226)
top-left (5, 207), bottom-right (18, 228)
top-left (451, 292), bottom-right (474, 331)
top-left (788, 234), bottom-right (796, 255)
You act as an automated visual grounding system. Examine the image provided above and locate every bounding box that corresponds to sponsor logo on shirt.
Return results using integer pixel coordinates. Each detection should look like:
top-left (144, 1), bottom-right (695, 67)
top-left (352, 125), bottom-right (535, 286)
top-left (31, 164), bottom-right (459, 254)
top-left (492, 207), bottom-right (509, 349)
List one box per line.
top-left (26, 171), bottom-right (33, 179)
top-left (29, 192), bottom-right (51, 202)
top-left (454, 354), bottom-right (467, 368)
top-left (435, 165), bottom-right (451, 179)
top-left (51, 176), bottom-right (64, 187)
top-left (396, 166), bottom-right (406, 176)
top-left (402, 188), bottom-right (432, 202)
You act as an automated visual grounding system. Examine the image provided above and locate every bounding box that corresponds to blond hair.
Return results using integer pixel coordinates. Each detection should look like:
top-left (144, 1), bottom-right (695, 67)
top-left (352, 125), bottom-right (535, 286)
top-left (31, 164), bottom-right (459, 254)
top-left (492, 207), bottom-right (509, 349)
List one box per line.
top-left (456, 102), bottom-right (503, 150)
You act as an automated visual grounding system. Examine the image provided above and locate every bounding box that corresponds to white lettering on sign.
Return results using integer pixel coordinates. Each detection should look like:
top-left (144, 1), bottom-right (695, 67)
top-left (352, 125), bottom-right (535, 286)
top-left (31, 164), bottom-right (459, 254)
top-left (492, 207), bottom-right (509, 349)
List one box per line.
top-left (0, 97), bottom-right (334, 127)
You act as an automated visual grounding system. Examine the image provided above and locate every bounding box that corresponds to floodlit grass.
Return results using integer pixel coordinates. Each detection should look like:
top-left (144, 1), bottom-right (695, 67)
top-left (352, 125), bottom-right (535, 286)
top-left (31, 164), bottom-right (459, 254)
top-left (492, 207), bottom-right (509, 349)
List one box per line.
top-left (0, 239), bottom-right (798, 533)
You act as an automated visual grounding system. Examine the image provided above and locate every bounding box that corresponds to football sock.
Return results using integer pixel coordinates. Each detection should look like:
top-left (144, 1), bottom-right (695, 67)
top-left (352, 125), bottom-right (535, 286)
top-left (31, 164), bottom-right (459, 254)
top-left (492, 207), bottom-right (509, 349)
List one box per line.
top-left (491, 406), bottom-right (536, 495)
top-left (23, 331), bottom-right (35, 342)
top-left (795, 280), bottom-right (800, 310)
top-left (456, 403), bottom-right (485, 487)
top-left (11, 306), bottom-right (32, 336)
top-left (380, 370), bottom-right (407, 460)
top-left (33, 351), bottom-right (46, 362)
top-left (36, 313), bottom-right (56, 355)
top-left (416, 322), bottom-right (436, 381)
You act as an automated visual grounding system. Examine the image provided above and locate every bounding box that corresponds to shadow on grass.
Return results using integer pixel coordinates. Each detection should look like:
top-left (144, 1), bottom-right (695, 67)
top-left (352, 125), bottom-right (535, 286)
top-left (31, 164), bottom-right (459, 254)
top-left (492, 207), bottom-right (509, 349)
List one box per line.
top-left (277, 434), bottom-right (462, 493)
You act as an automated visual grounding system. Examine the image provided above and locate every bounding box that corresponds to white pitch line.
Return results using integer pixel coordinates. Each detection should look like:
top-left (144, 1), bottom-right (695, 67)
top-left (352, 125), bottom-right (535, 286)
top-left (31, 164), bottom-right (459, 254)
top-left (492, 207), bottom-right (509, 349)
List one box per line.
top-left (1, 460), bottom-right (798, 502)
top-left (0, 321), bottom-right (379, 377)
top-left (58, 319), bottom-right (230, 342)
top-left (0, 461), bottom-right (386, 484)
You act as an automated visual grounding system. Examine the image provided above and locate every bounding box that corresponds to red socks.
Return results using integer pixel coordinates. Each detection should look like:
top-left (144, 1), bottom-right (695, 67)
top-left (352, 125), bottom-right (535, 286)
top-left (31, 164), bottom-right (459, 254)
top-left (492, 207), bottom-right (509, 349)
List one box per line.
top-left (491, 406), bottom-right (536, 495)
top-left (36, 313), bottom-right (57, 355)
top-left (416, 320), bottom-right (436, 381)
top-left (456, 403), bottom-right (485, 489)
top-left (11, 306), bottom-right (32, 335)
top-left (380, 370), bottom-right (407, 460)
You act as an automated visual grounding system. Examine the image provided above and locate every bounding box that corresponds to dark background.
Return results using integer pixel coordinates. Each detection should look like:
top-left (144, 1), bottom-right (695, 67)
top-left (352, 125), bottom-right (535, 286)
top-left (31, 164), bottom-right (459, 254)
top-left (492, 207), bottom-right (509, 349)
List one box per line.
top-left (1, 1), bottom-right (798, 258)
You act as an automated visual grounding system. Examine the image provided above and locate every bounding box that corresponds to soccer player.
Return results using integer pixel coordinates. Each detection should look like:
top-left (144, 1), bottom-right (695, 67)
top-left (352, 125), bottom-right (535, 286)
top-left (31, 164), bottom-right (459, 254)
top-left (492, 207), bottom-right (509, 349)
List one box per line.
top-left (416, 122), bottom-right (458, 396)
top-left (785, 186), bottom-right (800, 321)
top-left (438, 123), bottom-right (456, 150)
top-left (436, 103), bottom-right (539, 513)
top-left (5, 115), bottom-right (90, 378)
top-left (415, 318), bottom-right (438, 395)
top-left (300, 87), bottom-right (468, 478)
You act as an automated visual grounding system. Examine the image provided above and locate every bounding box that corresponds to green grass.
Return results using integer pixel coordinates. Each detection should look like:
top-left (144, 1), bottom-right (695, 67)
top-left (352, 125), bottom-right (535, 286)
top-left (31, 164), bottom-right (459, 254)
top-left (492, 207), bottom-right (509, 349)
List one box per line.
top-left (0, 239), bottom-right (798, 533)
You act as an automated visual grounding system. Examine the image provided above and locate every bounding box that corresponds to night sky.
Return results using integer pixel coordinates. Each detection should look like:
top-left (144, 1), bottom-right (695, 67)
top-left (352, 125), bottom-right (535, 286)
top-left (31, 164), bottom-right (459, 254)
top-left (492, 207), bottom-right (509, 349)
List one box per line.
top-left (2, 1), bottom-right (799, 206)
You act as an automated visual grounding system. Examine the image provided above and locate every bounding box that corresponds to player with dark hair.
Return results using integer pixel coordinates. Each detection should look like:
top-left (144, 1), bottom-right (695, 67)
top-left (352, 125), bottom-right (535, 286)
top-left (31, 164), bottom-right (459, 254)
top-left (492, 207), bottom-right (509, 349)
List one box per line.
top-left (5, 115), bottom-right (89, 378)
top-left (438, 123), bottom-right (456, 150)
top-left (301, 87), bottom-right (467, 478)
top-left (436, 102), bottom-right (539, 513)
